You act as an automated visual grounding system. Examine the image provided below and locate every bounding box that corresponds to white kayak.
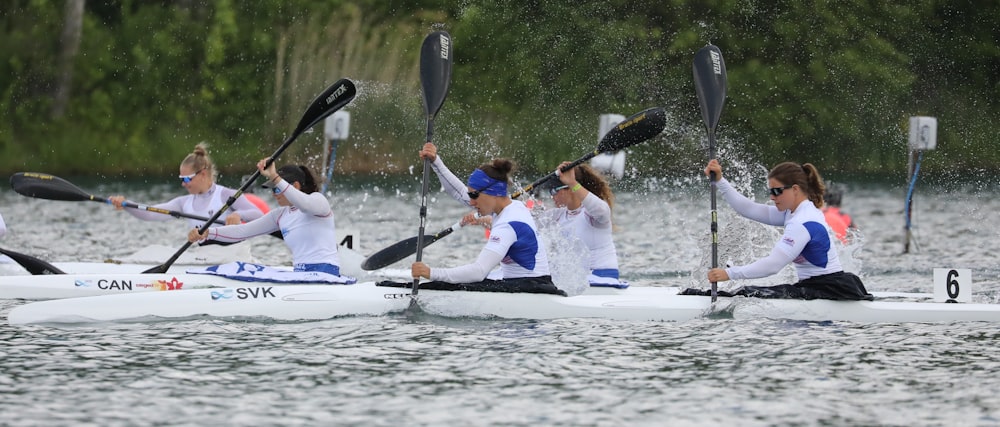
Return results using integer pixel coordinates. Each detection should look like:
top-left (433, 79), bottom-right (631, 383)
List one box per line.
top-left (7, 280), bottom-right (1000, 325)
top-left (0, 243), bottom-right (367, 283)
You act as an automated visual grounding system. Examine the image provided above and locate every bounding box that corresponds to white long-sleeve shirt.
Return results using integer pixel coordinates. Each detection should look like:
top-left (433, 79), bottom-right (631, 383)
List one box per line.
top-left (202, 179), bottom-right (340, 267)
top-left (123, 184), bottom-right (265, 227)
top-left (543, 192), bottom-right (619, 271)
top-left (430, 200), bottom-right (550, 283)
top-left (717, 178), bottom-right (841, 281)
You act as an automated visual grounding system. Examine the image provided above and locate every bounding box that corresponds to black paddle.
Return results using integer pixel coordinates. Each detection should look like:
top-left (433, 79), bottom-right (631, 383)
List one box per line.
top-left (11, 172), bottom-right (230, 225)
top-left (361, 106), bottom-right (668, 271)
top-left (9, 172), bottom-right (286, 240)
top-left (0, 247), bottom-right (66, 275)
top-left (413, 31), bottom-right (453, 296)
top-left (693, 44), bottom-right (728, 302)
top-left (142, 78), bottom-right (357, 274)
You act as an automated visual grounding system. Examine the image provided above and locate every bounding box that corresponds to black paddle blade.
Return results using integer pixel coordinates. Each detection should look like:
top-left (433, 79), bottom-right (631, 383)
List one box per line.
top-left (0, 247), bottom-right (65, 275)
top-left (693, 44), bottom-right (728, 132)
top-left (595, 107), bottom-right (668, 153)
top-left (289, 79), bottom-right (358, 141)
top-left (420, 31), bottom-right (453, 119)
top-left (362, 226), bottom-right (458, 270)
top-left (10, 172), bottom-right (95, 202)
top-left (362, 235), bottom-right (423, 271)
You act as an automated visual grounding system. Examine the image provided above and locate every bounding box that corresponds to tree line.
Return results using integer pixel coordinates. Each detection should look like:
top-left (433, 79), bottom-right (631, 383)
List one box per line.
top-left (1, 0), bottom-right (996, 180)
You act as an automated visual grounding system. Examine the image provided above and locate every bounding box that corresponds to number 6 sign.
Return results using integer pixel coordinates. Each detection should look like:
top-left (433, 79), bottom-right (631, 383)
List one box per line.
top-left (933, 268), bottom-right (972, 303)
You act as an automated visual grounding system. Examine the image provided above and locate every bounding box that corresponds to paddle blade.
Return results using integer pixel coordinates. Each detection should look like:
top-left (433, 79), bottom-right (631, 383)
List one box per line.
top-left (595, 106), bottom-right (668, 153)
top-left (10, 172), bottom-right (95, 202)
top-left (362, 235), bottom-right (427, 271)
top-left (693, 44), bottom-right (728, 132)
top-left (0, 248), bottom-right (65, 275)
top-left (420, 31), bottom-right (453, 119)
top-left (362, 224), bottom-right (458, 270)
top-left (289, 79), bottom-right (358, 140)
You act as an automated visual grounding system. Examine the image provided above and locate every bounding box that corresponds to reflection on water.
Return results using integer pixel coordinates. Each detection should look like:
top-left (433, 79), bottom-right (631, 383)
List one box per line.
top-left (1, 177), bottom-right (1000, 425)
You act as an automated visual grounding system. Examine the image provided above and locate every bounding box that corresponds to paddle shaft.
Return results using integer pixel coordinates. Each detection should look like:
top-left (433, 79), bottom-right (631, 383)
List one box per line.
top-left (513, 149), bottom-right (601, 199)
top-left (708, 130), bottom-right (719, 301)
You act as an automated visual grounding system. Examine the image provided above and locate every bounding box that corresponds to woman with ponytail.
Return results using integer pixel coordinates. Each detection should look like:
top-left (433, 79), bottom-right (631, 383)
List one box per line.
top-left (407, 158), bottom-right (564, 296)
top-left (187, 159), bottom-right (346, 277)
top-left (683, 159), bottom-right (871, 300)
top-left (109, 143), bottom-right (266, 227)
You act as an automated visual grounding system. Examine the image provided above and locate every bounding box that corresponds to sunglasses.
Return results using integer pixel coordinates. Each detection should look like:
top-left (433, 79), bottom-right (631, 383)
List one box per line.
top-left (272, 186), bottom-right (284, 195)
top-left (467, 182), bottom-right (498, 200)
top-left (768, 185), bottom-right (794, 197)
top-left (548, 185), bottom-right (569, 196)
top-left (178, 169), bottom-right (203, 184)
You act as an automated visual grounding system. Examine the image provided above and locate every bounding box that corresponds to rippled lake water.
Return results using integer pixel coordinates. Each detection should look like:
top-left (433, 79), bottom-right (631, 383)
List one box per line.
top-left (1, 173), bottom-right (999, 426)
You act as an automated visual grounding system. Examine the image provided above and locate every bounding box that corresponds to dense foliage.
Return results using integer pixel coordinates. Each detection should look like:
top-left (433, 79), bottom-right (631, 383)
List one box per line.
top-left (1, 0), bottom-right (996, 179)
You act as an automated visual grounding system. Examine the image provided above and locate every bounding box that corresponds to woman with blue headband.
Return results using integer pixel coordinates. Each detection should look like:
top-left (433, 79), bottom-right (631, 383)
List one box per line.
top-left (409, 158), bottom-right (564, 295)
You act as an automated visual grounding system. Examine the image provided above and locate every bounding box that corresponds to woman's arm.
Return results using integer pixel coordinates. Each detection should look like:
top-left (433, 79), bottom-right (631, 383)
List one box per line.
top-left (429, 156), bottom-right (472, 206)
top-left (725, 224), bottom-right (806, 280)
top-left (197, 210), bottom-right (282, 243)
top-left (428, 247), bottom-right (505, 283)
top-left (717, 178), bottom-right (784, 226)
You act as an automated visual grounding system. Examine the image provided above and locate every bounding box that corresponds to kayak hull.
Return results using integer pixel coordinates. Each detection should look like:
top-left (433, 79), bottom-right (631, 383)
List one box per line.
top-left (8, 281), bottom-right (1000, 325)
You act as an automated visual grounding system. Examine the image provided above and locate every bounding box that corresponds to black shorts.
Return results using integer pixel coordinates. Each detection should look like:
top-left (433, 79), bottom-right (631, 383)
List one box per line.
top-left (378, 275), bottom-right (566, 296)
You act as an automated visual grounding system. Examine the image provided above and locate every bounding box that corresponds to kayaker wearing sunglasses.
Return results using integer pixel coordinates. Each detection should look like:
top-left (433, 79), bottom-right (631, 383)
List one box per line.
top-left (407, 158), bottom-right (562, 296)
top-left (682, 159), bottom-right (871, 301)
top-left (108, 143), bottom-right (266, 227)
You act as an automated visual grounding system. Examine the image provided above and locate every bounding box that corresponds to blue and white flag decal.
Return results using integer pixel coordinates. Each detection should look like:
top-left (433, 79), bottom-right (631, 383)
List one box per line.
top-left (188, 262), bottom-right (357, 284)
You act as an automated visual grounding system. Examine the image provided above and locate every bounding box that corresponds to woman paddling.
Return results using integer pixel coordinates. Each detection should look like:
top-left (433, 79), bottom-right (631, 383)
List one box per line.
top-left (541, 162), bottom-right (625, 288)
top-left (187, 160), bottom-right (349, 279)
top-left (682, 159), bottom-right (872, 300)
top-left (407, 158), bottom-right (563, 295)
top-left (109, 143), bottom-right (266, 227)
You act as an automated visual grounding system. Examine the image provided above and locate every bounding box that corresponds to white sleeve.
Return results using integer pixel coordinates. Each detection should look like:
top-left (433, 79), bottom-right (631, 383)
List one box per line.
top-left (429, 156), bottom-right (472, 206)
top-left (429, 247), bottom-right (505, 283)
top-left (0, 212), bottom-right (6, 238)
top-left (579, 192), bottom-right (612, 228)
top-left (717, 178), bottom-right (784, 226)
top-left (273, 180), bottom-right (331, 217)
top-left (726, 223), bottom-right (806, 280)
top-left (206, 210), bottom-right (282, 243)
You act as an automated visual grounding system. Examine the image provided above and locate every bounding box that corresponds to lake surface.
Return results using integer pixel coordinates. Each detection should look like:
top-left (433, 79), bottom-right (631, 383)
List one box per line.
top-left (1, 173), bottom-right (999, 426)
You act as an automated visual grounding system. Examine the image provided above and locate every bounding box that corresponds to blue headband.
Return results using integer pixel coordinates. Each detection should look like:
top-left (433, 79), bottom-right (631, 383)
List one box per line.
top-left (467, 169), bottom-right (507, 197)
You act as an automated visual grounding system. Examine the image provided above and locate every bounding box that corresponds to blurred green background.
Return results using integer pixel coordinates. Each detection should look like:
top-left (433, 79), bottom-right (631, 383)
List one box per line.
top-left (1, 0), bottom-right (996, 181)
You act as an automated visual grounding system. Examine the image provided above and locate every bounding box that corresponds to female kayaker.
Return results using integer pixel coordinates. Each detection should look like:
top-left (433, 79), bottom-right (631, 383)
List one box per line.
top-left (109, 143), bottom-right (266, 226)
top-left (542, 162), bottom-right (625, 288)
top-left (187, 160), bottom-right (345, 277)
top-left (408, 158), bottom-right (564, 295)
top-left (683, 159), bottom-right (872, 300)
top-left (419, 143), bottom-right (625, 289)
